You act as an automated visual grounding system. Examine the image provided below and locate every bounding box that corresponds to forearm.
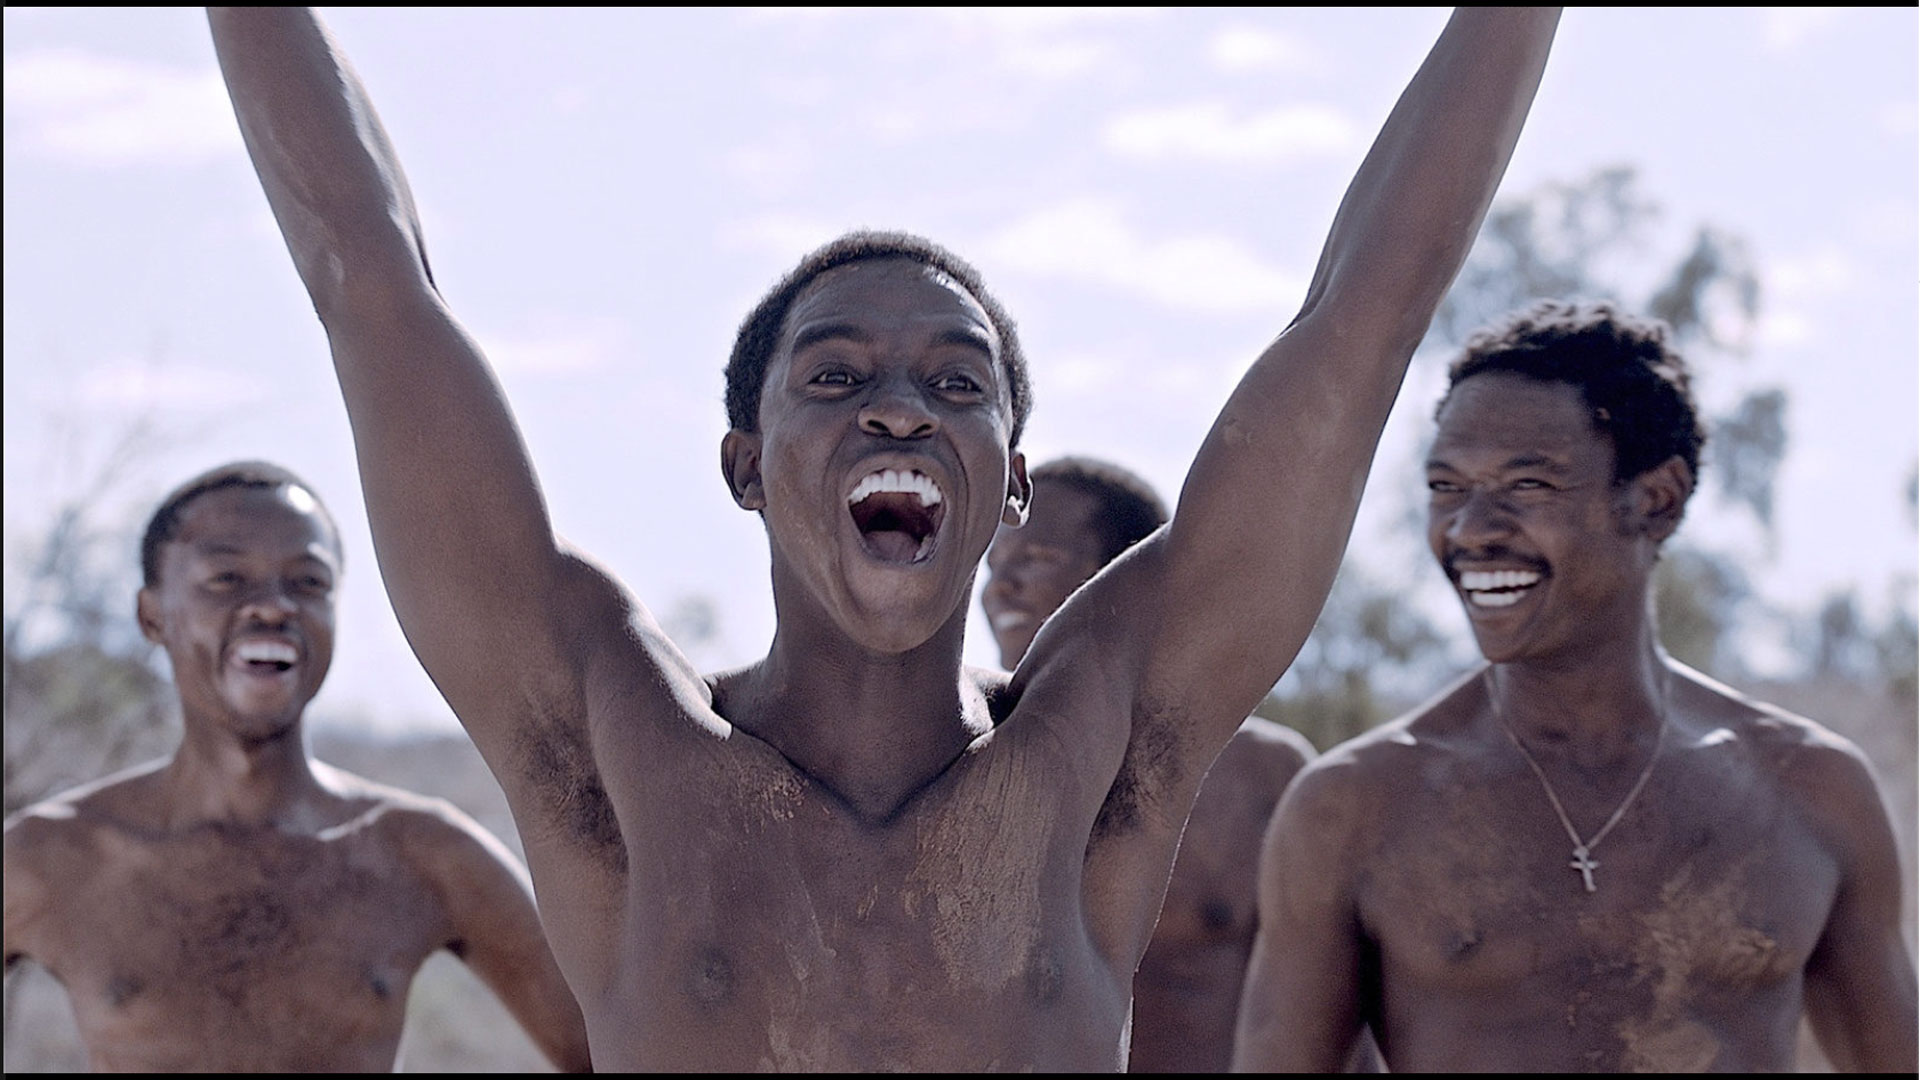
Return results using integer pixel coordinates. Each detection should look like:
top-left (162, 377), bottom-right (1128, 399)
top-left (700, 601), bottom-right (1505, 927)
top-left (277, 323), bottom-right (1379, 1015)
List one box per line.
top-left (1297, 7), bottom-right (1560, 342)
top-left (209, 7), bottom-right (429, 313)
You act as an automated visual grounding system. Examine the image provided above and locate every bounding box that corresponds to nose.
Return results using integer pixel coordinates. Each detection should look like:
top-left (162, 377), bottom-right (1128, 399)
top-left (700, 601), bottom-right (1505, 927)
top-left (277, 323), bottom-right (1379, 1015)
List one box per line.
top-left (1444, 486), bottom-right (1515, 548)
top-left (238, 579), bottom-right (299, 625)
top-left (859, 377), bottom-right (937, 440)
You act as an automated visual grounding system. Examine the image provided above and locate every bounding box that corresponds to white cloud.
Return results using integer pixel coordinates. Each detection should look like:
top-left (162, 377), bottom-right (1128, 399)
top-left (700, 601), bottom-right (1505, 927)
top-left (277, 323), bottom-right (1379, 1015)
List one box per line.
top-left (719, 213), bottom-right (845, 261)
top-left (76, 361), bottom-right (269, 412)
top-left (476, 318), bottom-right (627, 375)
top-left (985, 197), bottom-right (1305, 313)
top-left (1879, 99), bottom-right (1918, 137)
top-left (4, 48), bottom-right (240, 167)
top-left (1760, 8), bottom-right (1842, 52)
top-left (1766, 247), bottom-right (1856, 300)
top-left (1755, 309), bottom-right (1814, 349)
top-left (741, 6), bottom-right (1158, 80)
top-left (1104, 101), bottom-right (1354, 165)
top-left (1209, 25), bottom-right (1315, 74)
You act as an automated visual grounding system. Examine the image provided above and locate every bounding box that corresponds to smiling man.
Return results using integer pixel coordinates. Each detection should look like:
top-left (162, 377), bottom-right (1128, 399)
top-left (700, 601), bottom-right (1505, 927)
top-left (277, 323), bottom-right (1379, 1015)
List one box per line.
top-left (1232, 301), bottom-right (1918, 1072)
top-left (982, 456), bottom-right (1314, 1074)
top-left (2, 462), bottom-right (592, 1073)
top-left (206, 6), bottom-right (1558, 1069)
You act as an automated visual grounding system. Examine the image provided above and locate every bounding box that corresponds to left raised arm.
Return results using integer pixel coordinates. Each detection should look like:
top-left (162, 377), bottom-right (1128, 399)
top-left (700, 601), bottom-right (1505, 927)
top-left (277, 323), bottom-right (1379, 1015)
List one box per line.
top-left (1101, 9), bottom-right (1560, 748)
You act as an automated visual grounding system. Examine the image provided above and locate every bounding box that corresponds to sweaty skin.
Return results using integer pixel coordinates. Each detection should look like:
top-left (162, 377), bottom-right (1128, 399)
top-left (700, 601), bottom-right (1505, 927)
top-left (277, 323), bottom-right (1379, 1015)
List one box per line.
top-left (1233, 374), bottom-right (1919, 1073)
top-left (983, 474), bottom-right (1314, 1073)
top-left (2, 484), bottom-right (592, 1073)
top-left (208, 7), bottom-right (1558, 1069)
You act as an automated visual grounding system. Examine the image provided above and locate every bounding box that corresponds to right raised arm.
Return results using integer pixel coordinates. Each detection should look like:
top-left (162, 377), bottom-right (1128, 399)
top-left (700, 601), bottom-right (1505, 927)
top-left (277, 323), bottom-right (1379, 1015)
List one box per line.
top-left (207, 9), bottom-right (698, 753)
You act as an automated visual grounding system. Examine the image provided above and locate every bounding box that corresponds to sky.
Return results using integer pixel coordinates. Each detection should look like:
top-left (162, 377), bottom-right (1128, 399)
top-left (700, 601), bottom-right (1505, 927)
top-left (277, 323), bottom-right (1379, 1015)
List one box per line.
top-left (5, 7), bottom-right (1915, 737)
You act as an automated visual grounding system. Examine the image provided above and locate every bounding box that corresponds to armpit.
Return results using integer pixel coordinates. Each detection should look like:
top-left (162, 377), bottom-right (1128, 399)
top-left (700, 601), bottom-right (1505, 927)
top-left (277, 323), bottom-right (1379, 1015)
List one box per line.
top-left (512, 712), bottom-right (625, 873)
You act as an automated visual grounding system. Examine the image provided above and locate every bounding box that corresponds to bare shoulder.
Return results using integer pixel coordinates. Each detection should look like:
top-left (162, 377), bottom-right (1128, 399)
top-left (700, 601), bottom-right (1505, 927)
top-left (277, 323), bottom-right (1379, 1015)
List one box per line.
top-left (1274, 669), bottom-right (1487, 832)
top-left (1670, 663), bottom-right (1890, 838)
top-left (4, 757), bottom-right (171, 848)
top-left (311, 760), bottom-right (522, 873)
top-left (1228, 715), bottom-right (1317, 769)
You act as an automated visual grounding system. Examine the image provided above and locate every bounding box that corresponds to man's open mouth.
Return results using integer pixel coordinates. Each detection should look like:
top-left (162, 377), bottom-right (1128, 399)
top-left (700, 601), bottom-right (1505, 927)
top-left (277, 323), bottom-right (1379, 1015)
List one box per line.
top-left (1458, 568), bottom-right (1544, 609)
top-left (847, 468), bottom-right (946, 564)
top-left (232, 639), bottom-right (299, 674)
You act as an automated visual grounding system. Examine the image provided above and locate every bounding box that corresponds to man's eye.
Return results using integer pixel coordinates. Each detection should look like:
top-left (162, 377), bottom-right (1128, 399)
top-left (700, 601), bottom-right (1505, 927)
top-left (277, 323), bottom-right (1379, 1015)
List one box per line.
top-left (1427, 479), bottom-right (1459, 494)
top-left (1513, 478), bottom-right (1551, 491)
top-left (811, 369), bottom-right (858, 387)
top-left (934, 373), bottom-right (981, 393)
top-left (207, 571), bottom-right (242, 588)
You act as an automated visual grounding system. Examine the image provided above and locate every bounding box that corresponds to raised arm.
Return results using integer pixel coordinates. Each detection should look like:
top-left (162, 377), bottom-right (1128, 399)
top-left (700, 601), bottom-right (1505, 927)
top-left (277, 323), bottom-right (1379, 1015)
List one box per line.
top-left (1087, 9), bottom-right (1560, 748)
top-left (206, 9), bottom-right (697, 762)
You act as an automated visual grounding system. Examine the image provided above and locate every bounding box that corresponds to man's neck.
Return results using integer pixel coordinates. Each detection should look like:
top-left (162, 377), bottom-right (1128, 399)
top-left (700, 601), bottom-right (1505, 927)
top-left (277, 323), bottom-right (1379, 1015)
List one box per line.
top-left (161, 714), bottom-right (329, 831)
top-left (1484, 623), bottom-right (1672, 769)
top-left (732, 609), bottom-right (987, 823)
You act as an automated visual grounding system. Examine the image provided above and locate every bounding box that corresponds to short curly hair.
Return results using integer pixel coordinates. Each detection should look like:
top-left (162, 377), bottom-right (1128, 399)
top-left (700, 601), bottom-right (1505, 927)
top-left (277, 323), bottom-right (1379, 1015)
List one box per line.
top-left (140, 460), bottom-right (342, 589)
top-left (1437, 299), bottom-right (1706, 486)
top-left (1030, 456), bottom-right (1170, 567)
top-left (725, 230), bottom-right (1032, 450)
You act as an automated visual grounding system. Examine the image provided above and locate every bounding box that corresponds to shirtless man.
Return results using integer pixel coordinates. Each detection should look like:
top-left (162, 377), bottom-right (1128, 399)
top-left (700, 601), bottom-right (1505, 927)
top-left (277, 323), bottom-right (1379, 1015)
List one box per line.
top-left (1233, 300), bottom-right (1920, 1072)
top-left (982, 456), bottom-right (1313, 1073)
top-left (2, 461), bottom-right (592, 1072)
top-left (208, 7), bottom-right (1558, 1069)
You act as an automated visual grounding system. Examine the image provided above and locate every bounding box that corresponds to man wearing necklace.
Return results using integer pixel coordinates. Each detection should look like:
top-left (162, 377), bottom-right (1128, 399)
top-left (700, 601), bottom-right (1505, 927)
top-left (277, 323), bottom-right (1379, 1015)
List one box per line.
top-left (1232, 300), bottom-right (1917, 1073)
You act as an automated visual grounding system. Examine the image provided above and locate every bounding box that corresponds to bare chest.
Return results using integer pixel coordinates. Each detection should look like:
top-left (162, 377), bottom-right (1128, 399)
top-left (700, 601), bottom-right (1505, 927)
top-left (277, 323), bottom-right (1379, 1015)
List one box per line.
top-left (592, 740), bottom-right (1126, 1070)
top-left (1357, 756), bottom-right (1835, 1069)
top-left (38, 826), bottom-right (446, 1070)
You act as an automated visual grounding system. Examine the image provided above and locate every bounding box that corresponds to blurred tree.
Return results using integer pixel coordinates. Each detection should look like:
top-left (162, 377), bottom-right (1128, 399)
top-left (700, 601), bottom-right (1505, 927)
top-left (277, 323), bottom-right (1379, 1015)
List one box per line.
top-left (1259, 566), bottom-right (1450, 752)
top-left (3, 420), bottom-right (179, 819)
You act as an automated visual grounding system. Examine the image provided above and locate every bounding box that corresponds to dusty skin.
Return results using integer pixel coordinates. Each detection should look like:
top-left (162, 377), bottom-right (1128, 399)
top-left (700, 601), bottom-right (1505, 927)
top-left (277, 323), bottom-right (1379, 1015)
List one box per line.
top-left (2, 481), bottom-right (592, 1072)
top-left (982, 469), bottom-right (1313, 1073)
top-left (1234, 358), bottom-right (1920, 1072)
top-left (208, 7), bottom-right (1559, 1070)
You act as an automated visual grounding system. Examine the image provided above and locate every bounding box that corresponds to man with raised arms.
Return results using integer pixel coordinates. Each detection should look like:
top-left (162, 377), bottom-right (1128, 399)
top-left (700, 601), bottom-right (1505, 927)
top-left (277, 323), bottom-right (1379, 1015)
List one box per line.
top-left (1232, 301), bottom-right (1919, 1073)
top-left (207, 7), bottom-right (1558, 1069)
top-left (3, 461), bottom-right (592, 1073)
top-left (982, 455), bottom-right (1315, 1073)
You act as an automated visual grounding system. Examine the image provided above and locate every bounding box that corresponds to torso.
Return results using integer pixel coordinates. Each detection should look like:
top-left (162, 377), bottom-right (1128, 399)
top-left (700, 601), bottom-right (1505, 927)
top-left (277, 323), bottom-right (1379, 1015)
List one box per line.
top-left (1352, 673), bottom-right (1840, 1072)
top-left (7, 770), bottom-right (461, 1072)
top-left (1129, 719), bottom-right (1307, 1073)
top-left (501, 653), bottom-right (1172, 1071)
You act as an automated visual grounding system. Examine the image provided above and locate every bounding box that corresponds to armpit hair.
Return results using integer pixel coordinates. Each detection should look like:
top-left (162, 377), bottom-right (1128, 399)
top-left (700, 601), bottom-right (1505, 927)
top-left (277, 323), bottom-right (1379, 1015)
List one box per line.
top-left (1091, 699), bottom-right (1189, 841)
top-left (512, 708), bottom-right (627, 875)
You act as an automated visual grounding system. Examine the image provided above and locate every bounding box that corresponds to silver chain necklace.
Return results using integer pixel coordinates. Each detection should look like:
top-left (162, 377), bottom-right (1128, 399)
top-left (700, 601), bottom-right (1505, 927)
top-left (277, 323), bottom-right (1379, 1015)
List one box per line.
top-left (1484, 669), bottom-right (1667, 893)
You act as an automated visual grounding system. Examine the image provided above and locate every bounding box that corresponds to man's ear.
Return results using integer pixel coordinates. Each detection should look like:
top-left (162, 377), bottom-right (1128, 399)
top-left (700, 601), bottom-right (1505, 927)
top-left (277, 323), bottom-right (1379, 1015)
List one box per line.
top-left (136, 587), bottom-right (165, 646)
top-left (721, 429), bottom-right (766, 511)
top-left (1002, 451), bottom-right (1032, 528)
top-left (1630, 455), bottom-right (1693, 542)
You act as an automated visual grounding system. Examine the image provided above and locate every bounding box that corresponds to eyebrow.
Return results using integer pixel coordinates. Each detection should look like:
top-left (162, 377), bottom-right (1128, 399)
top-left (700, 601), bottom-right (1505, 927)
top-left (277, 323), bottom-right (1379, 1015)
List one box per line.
top-left (789, 321), bottom-right (873, 355)
top-left (1425, 453), bottom-right (1572, 472)
top-left (788, 322), bottom-right (995, 359)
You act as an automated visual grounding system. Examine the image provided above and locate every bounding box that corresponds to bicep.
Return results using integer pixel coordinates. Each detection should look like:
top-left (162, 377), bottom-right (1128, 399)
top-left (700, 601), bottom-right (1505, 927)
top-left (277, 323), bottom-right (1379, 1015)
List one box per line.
top-left (432, 821), bottom-right (594, 1071)
top-left (1801, 759), bottom-right (1918, 1072)
top-left (1233, 774), bottom-right (1368, 1072)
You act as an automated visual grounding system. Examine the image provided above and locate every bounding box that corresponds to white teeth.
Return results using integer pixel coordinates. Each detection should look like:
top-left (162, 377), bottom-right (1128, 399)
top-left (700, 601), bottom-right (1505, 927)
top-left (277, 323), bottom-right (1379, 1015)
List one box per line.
top-left (990, 611), bottom-right (1030, 631)
top-left (1468, 590), bottom-right (1523, 608)
top-left (1459, 569), bottom-right (1542, 592)
top-left (235, 641), bottom-right (297, 664)
top-left (848, 469), bottom-right (943, 507)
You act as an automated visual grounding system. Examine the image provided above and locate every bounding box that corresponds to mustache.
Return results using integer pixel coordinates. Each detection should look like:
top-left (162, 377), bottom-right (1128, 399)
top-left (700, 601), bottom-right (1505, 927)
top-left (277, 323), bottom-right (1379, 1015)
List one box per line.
top-left (1443, 547), bottom-right (1549, 581)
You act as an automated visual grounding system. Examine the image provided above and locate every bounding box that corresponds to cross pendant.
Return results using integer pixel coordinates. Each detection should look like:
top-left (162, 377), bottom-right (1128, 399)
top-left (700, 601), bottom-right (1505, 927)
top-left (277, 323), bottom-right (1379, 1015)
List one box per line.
top-left (1570, 846), bottom-right (1599, 892)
